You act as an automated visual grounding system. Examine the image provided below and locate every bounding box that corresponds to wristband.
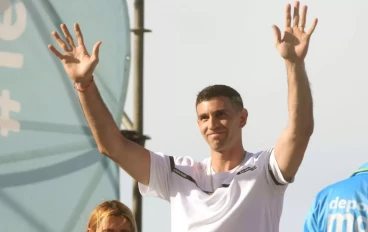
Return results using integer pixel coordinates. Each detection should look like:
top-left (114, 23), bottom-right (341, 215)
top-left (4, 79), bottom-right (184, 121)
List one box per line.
top-left (73, 75), bottom-right (94, 92)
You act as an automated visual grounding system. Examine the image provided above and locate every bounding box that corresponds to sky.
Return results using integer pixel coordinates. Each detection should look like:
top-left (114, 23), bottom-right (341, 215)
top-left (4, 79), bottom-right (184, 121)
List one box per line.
top-left (120, 0), bottom-right (368, 231)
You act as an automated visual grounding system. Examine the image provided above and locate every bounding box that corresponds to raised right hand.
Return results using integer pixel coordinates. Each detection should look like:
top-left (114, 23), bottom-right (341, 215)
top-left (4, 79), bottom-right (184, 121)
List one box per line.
top-left (48, 23), bottom-right (102, 86)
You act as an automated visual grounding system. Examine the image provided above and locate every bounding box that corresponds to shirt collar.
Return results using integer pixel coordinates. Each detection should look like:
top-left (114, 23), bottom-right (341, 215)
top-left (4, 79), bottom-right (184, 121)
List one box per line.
top-left (351, 163), bottom-right (368, 176)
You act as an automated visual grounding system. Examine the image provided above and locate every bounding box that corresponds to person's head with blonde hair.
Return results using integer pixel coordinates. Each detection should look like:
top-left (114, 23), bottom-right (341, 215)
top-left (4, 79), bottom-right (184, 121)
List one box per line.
top-left (87, 200), bottom-right (137, 232)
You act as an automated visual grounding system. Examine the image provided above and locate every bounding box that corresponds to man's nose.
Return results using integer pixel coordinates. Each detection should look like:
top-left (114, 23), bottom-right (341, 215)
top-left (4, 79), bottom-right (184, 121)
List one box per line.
top-left (208, 117), bottom-right (219, 130)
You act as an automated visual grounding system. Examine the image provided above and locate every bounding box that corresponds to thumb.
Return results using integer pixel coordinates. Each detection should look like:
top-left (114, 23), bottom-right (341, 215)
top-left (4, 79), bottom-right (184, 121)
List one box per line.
top-left (91, 41), bottom-right (102, 61)
top-left (272, 25), bottom-right (281, 45)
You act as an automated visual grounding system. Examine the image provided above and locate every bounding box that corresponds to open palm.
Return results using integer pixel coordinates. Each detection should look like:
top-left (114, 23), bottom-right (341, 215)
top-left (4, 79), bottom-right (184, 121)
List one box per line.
top-left (48, 23), bottom-right (101, 84)
top-left (272, 1), bottom-right (318, 62)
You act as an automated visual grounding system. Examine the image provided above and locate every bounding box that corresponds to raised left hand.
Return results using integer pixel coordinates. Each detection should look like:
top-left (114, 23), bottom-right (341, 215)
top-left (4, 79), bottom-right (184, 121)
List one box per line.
top-left (272, 1), bottom-right (318, 62)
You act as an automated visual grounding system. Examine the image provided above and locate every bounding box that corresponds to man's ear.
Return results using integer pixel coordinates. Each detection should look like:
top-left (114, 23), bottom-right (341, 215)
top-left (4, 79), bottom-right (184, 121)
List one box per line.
top-left (240, 108), bottom-right (248, 128)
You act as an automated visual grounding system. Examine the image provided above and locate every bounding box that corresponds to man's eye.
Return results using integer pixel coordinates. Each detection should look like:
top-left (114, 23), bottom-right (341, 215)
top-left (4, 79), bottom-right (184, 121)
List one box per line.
top-left (217, 112), bottom-right (225, 117)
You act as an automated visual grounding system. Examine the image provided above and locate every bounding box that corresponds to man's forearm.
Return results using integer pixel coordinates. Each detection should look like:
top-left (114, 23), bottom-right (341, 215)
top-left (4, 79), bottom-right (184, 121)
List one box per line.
top-left (75, 79), bottom-right (151, 184)
top-left (286, 60), bottom-right (314, 135)
top-left (77, 80), bottom-right (123, 155)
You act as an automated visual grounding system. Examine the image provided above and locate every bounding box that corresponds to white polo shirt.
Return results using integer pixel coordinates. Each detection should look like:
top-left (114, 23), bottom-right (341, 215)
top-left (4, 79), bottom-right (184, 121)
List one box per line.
top-left (139, 148), bottom-right (292, 232)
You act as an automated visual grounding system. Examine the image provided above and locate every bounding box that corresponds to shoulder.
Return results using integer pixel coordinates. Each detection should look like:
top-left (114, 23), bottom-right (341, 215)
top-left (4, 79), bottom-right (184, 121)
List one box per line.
top-left (230, 150), bottom-right (271, 175)
top-left (150, 151), bottom-right (195, 164)
top-left (307, 178), bottom-right (355, 214)
top-left (150, 151), bottom-right (205, 172)
top-left (170, 155), bottom-right (204, 168)
top-left (245, 148), bottom-right (295, 186)
top-left (247, 148), bottom-right (274, 165)
top-left (315, 177), bottom-right (351, 200)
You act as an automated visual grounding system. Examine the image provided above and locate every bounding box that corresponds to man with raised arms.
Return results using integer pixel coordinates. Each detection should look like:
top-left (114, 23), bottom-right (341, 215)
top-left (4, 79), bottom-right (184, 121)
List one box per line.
top-left (48, 1), bottom-right (317, 231)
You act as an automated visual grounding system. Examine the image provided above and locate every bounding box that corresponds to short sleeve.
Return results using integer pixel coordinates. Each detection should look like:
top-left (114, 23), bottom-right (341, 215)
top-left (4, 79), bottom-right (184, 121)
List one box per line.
top-left (269, 148), bottom-right (294, 185)
top-left (258, 148), bottom-right (294, 187)
top-left (138, 151), bottom-right (171, 201)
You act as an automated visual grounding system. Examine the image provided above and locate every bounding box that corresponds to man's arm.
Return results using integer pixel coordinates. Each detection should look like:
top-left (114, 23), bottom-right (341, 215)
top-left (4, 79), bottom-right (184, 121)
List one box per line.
top-left (274, 61), bottom-right (313, 181)
top-left (48, 23), bottom-right (150, 185)
top-left (272, 1), bottom-right (317, 181)
top-left (77, 80), bottom-right (150, 186)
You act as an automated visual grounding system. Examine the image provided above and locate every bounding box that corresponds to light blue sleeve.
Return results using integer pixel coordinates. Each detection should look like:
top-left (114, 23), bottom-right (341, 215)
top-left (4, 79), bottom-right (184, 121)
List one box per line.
top-left (303, 197), bottom-right (321, 232)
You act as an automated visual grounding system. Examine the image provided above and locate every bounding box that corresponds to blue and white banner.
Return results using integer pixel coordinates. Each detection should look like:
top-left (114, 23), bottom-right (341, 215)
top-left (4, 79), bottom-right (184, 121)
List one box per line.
top-left (0, 0), bottom-right (131, 231)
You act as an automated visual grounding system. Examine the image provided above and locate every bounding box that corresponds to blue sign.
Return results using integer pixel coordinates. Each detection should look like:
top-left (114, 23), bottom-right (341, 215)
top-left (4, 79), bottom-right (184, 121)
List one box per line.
top-left (0, 0), bottom-right (130, 231)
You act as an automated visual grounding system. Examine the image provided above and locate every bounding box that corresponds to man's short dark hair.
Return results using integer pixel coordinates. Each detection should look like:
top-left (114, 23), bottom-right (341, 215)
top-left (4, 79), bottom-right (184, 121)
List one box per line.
top-left (196, 85), bottom-right (244, 110)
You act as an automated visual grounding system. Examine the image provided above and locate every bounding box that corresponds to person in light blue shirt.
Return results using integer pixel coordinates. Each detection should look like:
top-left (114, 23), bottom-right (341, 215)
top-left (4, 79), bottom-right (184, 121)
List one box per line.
top-left (304, 163), bottom-right (368, 232)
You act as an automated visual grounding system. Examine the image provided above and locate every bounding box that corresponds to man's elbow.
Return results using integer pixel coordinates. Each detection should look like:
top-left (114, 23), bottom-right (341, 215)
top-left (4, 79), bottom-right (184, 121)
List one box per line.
top-left (97, 143), bottom-right (123, 159)
top-left (304, 121), bottom-right (314, 137)
top-left (97, 145), bottom-right (109, 156)
top-left (96, 134), bottom-right (126, 157)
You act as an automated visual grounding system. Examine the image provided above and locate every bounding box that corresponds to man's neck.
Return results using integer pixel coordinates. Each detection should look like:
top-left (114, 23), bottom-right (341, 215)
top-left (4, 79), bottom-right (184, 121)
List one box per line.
top-left (211, 147), bottom-right (246, 172)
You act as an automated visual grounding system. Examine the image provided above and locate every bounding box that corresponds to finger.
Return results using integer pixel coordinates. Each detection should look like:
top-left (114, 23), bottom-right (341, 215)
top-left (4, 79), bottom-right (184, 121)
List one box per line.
top-left (299, 5), bottom-right (307, 28)
top-left (51, 31), bottom-right (70, 52)
top-left (48, 44), bottom-right (64, 60)
top-left (60, 24), bottom-right (75, 48)
top-left (285, 4), bottom-right (291, 28)
top-left (272, 25), bottom-right (282, 45)
top-left (91, 41), bottom-right (102, 61)
top-left (306, 18), bottom-right (318, 35)
top-left (293, 1), bottom-right (300, 28)
top-left (74, 23), bottom-right (85, 47)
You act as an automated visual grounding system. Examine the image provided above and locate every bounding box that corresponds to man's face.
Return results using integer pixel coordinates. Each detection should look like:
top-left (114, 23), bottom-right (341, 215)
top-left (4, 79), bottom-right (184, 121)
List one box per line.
top-left (96, 216), bottom-right (131, 232)
top-left (196, 96), bottom-right (247, 152)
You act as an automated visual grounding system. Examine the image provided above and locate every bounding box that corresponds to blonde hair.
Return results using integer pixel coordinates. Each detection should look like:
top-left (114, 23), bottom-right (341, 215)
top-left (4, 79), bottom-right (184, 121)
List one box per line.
top-left (87, 200), bottom-right (137, 232)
